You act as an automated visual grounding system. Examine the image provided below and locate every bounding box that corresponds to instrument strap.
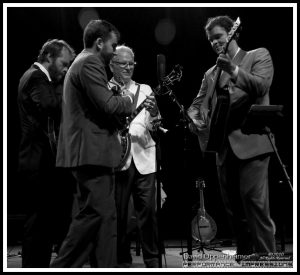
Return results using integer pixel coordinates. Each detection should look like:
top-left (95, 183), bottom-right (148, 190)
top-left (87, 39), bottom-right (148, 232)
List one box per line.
top-left (132, 84), bottom-right (141, 111)
top-left (234, 49), bottom-right (247, 66)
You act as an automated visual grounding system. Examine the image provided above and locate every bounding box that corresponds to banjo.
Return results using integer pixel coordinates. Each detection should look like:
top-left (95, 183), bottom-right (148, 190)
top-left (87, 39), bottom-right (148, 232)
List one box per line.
top-left (114, 64), bottom-right (183, 170)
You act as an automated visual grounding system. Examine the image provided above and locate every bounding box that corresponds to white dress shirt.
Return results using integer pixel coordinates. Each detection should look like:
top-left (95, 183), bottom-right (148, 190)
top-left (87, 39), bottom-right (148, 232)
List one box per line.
top-left (34, 62), bottom-right (52, 82)
top-left (109, 78), bottom-right (161, 174)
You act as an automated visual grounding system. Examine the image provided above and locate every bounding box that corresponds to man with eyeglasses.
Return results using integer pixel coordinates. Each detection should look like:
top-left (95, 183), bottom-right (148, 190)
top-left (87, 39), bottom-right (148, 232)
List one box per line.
top-left (109, 45), bottom-right (160, 268)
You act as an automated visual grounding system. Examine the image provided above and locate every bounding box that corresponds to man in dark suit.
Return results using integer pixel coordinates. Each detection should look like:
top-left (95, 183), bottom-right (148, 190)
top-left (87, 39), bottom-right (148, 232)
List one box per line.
top-left (17, 39), bottom-right (75, 267)
top-left (188, 15), bottom-right (276, 258)
top-left (51, 19), bottom-right (134, 268)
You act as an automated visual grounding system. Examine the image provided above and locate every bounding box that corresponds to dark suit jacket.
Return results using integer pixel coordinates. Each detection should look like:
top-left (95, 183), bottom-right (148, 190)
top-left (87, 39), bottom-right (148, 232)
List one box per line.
top-left (56, 50), bottom-right (133, 168)
top-left (18, 64), bottom-right (60, 172)
top-left (188, 48), bottom-right (274, 164)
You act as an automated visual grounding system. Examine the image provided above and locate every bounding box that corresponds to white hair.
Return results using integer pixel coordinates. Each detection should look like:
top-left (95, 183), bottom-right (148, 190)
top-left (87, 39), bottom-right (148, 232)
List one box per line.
top-left (115, 44), bottom-right (135, 59)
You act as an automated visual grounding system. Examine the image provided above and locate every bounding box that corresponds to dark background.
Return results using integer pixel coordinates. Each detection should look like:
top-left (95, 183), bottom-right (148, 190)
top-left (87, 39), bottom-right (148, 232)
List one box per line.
top-left (6, 6), bottom-right (294, 244)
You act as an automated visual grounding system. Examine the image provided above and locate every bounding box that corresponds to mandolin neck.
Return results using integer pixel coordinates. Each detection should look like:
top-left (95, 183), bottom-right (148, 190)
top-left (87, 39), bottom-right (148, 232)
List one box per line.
top-left (199, 187), bottom-right (206, 214)
top-left (124, 90), bottom-right (155, 128)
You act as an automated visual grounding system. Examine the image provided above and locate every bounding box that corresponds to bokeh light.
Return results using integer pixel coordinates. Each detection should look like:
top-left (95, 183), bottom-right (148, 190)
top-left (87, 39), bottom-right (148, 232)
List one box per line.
top-left (78, 8), bottom-right (100, 30)
top-left (155, 18), bottom-right (176, 46)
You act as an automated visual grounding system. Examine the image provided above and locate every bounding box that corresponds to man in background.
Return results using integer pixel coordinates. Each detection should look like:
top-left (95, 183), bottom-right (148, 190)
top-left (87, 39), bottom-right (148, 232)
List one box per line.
top-left (18, 39), bottom-right (75, 267)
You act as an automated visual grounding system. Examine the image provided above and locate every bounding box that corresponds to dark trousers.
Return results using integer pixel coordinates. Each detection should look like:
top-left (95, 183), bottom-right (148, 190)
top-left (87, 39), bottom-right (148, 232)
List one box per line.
top-left (217, 146), bottom-right (276, 255)
top-left (21, 167), bottom-right (74, 267)
top-left (50, 165), bottom-right (117, 268)
top-left (115, 160), bottom-right (159, 267)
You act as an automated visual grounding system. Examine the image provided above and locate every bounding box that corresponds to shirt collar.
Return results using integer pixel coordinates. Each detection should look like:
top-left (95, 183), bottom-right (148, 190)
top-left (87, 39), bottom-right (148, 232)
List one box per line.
top-left (34, 62), bottom-right (52, 82)
top-left (109, 77), bottom-right (135, 88)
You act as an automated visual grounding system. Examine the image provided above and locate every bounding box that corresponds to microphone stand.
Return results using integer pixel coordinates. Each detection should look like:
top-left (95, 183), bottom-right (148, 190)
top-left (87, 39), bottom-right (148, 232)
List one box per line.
top-left (151, 118), bottom-right (167, 268)
top-left (163, 86), bottom-right (194, 264)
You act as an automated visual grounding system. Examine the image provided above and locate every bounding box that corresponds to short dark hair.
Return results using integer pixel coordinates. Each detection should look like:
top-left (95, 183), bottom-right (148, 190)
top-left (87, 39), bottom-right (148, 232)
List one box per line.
top-left (205, 15), bottom-right (240, 41)
top-left (37, 39), bottom-right (75, 63)
top-left (83, 19), bottom-right (120, 48)
top-left (205, 15), bottom-right (234, 33)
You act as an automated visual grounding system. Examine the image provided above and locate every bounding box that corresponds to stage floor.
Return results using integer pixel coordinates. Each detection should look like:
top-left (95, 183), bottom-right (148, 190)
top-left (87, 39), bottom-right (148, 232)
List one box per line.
top-left (6, 239), bottom-right (294, 270)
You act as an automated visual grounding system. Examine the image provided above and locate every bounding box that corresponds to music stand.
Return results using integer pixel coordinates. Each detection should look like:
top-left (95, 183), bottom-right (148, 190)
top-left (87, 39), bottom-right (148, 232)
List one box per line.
top-left (241, 104), bottom-right (293, 253)
top-left (241, 104), bottom-right (292, 192)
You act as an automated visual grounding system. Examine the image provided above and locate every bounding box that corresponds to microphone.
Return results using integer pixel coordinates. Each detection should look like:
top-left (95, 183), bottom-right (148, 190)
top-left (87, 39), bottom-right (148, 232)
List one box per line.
top-left (158, 126), bottom-right (168, 134)
top-left (157, 54), bottom-right (166, 84)
top-left (151, 118), bottom-right (169, 134)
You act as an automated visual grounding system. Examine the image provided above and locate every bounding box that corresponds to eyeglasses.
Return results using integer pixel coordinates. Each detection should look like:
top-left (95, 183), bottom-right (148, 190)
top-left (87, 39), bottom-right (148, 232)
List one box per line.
top-left (112, 61), bottom-right (137, 68)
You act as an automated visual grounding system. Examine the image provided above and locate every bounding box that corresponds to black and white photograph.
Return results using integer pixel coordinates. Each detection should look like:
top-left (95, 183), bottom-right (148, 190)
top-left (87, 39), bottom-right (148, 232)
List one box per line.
top-left (3, 3), bottom-right (296, 271)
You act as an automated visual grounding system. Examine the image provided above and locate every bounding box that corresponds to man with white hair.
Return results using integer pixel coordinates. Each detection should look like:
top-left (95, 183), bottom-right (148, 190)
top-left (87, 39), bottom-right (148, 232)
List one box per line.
top-left (109, 45), bottom-right (160, 268)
